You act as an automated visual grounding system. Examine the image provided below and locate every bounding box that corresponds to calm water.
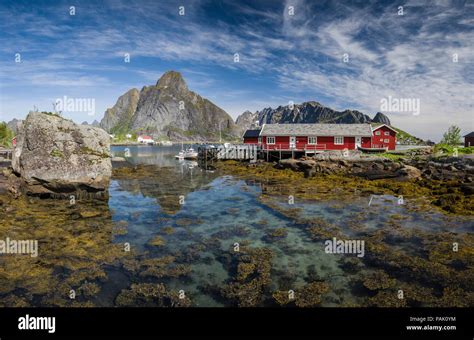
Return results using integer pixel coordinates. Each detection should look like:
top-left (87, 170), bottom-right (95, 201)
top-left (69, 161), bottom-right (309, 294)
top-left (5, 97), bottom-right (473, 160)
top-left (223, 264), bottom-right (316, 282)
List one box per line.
top-left (0, 145), bottom-right (471, 307)
top-left (103, 145), bottom-right (473, 307)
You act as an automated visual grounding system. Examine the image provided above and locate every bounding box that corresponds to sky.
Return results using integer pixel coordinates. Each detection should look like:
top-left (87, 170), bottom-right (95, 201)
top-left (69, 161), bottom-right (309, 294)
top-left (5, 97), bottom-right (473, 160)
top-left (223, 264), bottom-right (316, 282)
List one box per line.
top-left (0, 0), bottom-right (473, 141)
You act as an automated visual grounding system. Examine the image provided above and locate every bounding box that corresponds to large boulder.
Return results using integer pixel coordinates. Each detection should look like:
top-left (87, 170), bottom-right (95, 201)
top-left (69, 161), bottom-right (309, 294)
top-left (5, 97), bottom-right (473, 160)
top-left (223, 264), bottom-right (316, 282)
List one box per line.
top-left (10, 112), bottom-right (111, 197)
top-left (277, 158), bottom-right (300, 171)
top-left (396, 165), bottom-right (422, 180)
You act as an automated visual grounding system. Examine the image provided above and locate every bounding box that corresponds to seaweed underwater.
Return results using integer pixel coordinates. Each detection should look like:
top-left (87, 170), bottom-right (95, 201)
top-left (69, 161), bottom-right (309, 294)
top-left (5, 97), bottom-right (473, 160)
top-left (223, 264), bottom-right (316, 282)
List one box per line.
top-left (0, 157), bottom-right (472, 307)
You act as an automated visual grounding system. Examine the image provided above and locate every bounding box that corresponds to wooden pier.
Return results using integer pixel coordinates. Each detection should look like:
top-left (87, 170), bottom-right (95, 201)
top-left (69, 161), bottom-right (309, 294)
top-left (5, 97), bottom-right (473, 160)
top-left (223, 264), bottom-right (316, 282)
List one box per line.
top-left (197, 144), bottom-right (317, 168)
top-left (198, 144), bottom-right (258, 169)
top-left (0, 148), bottom-right (13, 160)
top-left (217, 144), bottom-right (258, 161)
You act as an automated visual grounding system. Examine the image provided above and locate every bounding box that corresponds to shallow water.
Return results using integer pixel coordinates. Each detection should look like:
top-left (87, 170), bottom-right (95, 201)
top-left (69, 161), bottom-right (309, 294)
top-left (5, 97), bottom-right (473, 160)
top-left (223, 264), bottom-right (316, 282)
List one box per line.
top-left (0, 145), bottom-right (472, 307)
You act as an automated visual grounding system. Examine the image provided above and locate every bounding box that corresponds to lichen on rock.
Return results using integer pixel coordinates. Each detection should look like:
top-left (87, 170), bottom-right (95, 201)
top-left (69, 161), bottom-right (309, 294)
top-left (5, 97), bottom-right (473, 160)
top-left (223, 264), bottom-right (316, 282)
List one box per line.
top-left (9, 111), bottom-right (112, 198)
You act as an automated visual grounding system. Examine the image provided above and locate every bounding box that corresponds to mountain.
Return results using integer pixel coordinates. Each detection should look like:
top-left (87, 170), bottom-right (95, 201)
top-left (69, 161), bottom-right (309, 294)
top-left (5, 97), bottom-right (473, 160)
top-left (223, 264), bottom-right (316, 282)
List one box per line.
top-left (372, 112), bottom-right (391, 125)
top-left (235, 101), bottom-right (391, 131)
top-left (100, 71), bottom-right (240, 141)
top-left (100, 88), bottom-right (140, 134)
top-left (92, 120), bottom-right (100, 127)
top-left (7, 118), bottom-right (21, 134)
top-left (82, 120), bottom-right (101, 127)
top-left (235, 110), bottom-right (259, 134)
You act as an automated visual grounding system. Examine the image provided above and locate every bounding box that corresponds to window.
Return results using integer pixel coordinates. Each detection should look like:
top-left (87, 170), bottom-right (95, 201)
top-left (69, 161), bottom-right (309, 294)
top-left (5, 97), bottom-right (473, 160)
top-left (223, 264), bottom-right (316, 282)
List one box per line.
top-left (334, 136), bottom-right (344, 145)
top-left (267, 136), bottom-right (275, 144)
top-left (384, 139), bottom-right (389, 143)
top-left (384, 131), bottom-right (390, 136)
top-left (258, 137), bottom-right (262, 144)
top-left (308, 136), bottom-right (317, 144)
top-left (375, 131), bottom-right (381, 135)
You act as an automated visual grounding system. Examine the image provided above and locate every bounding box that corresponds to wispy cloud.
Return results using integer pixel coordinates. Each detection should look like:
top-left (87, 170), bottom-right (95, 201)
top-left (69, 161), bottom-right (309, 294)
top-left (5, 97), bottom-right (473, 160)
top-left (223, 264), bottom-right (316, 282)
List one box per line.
top-left (0, 0), bottom-right (472, 140)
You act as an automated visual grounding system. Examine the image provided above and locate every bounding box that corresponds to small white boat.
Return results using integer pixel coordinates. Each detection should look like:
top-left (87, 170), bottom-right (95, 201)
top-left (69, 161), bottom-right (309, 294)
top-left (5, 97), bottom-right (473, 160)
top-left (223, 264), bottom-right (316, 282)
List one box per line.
top-left (223, 142), bottom-right (231, 148)
top-left (184, 148), bottom-right (198, 159)
top-left (175, 151), bottom-right (184, 160)
top-left (175, 147), bottom-right (198, 160)
top-left (161, 141), bottom-right (173, 146)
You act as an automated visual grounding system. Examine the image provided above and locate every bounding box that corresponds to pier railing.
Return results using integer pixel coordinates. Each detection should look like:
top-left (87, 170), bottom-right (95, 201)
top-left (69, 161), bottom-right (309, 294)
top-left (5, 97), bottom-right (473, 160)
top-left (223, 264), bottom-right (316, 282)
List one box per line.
top-left (197, 144), bottom-right (259, 167)
top-left (0, 148), bottom-right (13, 160)
top-left (216, 144), bottom-right (258, 160)
top-left (260, 143), bottom-right (326, 151)
top-left (304, 144), bottom-right (326, 151)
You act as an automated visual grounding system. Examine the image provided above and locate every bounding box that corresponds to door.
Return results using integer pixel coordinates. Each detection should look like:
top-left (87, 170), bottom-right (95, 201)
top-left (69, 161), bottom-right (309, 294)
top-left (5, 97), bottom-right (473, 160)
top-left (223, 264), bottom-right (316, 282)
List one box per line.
top-left (355, 136), bottom-right (361, 148)
top-left (289, 136), bottom-right (296, 149)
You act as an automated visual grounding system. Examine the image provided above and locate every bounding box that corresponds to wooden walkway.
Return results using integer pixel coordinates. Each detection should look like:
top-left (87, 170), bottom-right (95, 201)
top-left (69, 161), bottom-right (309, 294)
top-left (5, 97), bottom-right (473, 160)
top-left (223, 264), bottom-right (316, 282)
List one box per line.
top-left (198, 144), bottom-right (258, 168)
top-left (217, 144), bottom-right (258, 161)
top-left (0, 148), bottom-right (13, 160)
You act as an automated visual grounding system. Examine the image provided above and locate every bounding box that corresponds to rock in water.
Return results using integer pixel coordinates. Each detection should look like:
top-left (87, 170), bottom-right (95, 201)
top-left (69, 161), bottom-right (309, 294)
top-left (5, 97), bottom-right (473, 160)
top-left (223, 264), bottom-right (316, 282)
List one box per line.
top-left (396, 165), bottom-right (422, 180)
top-left (10, 111), bottom-right (111, 198)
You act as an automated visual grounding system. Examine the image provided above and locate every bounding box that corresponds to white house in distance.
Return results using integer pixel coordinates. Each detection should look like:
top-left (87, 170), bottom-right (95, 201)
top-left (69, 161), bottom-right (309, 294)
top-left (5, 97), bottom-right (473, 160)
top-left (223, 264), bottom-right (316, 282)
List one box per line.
top-left (137, 135), bottom-right (155, 144)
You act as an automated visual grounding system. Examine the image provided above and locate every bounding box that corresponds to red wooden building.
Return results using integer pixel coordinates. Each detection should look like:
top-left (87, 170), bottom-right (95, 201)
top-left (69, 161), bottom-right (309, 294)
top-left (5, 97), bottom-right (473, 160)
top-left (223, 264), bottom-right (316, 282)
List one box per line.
top-left (242, 123), bottom-right (397, 152)
top-left (464, 132), bottom-right (474, 147)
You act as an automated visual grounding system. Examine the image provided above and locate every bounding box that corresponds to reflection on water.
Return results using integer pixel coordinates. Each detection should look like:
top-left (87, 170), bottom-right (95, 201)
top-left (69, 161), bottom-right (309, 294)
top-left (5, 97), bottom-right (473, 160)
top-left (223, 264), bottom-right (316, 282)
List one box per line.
top-left (112, 144), bottom-right (198, 167)
top-left (0, 145), bottom-right (472, 307)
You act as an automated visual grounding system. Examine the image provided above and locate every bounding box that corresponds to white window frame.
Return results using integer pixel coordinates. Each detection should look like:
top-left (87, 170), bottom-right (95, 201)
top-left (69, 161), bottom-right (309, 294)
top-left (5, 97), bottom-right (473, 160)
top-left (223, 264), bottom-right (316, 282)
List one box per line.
top-left (375, 131), bottom-right (381, 135)
top-left (384, 139), bottom-right (389, 143)
top-left (308, 136), bottom-right (317, 145)
top-left (258, 137), bottom-right (262, 144)
top-left (266, 136), bottom-right (275, 144)
top-left (334, 136), bottom-right (344, 145)
top-left (384, 131), bottom-right (390, 136)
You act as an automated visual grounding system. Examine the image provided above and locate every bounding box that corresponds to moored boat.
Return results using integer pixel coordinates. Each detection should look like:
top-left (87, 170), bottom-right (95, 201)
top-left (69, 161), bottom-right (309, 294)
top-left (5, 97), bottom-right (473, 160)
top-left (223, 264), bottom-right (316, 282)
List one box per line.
top-left (175, 147), bottom-right (198, 160)
top-left (357, 145), bottom-right (388, 153)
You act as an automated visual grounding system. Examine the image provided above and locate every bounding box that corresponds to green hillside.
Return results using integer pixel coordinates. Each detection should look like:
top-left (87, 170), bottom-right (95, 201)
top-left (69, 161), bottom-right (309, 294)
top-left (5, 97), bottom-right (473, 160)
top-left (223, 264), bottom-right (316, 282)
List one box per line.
top-left (371, 123), bottom-right (425, 145)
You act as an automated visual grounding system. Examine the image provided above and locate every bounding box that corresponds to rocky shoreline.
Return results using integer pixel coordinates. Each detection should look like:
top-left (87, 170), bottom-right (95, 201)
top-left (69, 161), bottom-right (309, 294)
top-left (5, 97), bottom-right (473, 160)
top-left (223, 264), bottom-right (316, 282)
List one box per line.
top-left (1, 136), bottom-right (473, 215)
top-left (216, 149), bottom-right (474, 216)
top-left (276, 149), bottom-right (474, 182)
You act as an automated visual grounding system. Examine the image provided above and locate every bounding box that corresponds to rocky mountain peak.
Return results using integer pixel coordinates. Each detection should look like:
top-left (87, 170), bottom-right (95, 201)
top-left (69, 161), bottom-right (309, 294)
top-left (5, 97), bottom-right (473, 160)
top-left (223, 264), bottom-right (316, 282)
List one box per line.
top-left (373, 112), bottom-right (391, 125)
top-left (156, 70), bottom-right (188, 92)
top-left (235, 100), bottom-right (391, 131)
top-left (100, 88), bottom-right (140, 133)
top-left (99, 71), bottom-right (240, 141)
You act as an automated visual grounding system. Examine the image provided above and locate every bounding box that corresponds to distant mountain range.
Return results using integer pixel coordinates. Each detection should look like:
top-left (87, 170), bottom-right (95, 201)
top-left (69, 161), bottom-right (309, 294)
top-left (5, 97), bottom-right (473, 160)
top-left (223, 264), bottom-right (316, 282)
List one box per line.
top-left (82, 120), bottom-right (100, 127)
top-left (6, 118), bottom-right (21, 134)
top-left (4, 70), bottom-right (410, 143)
top-left (235, 101), bottom-right (391, 133)
top-left (99, 71), bottom-right (240, 141)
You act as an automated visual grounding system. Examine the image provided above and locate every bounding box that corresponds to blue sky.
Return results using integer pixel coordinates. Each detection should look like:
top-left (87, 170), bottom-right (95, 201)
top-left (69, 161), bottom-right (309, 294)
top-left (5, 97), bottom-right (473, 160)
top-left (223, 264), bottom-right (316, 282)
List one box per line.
top-left (0, 0), bottom-right (473, 140)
